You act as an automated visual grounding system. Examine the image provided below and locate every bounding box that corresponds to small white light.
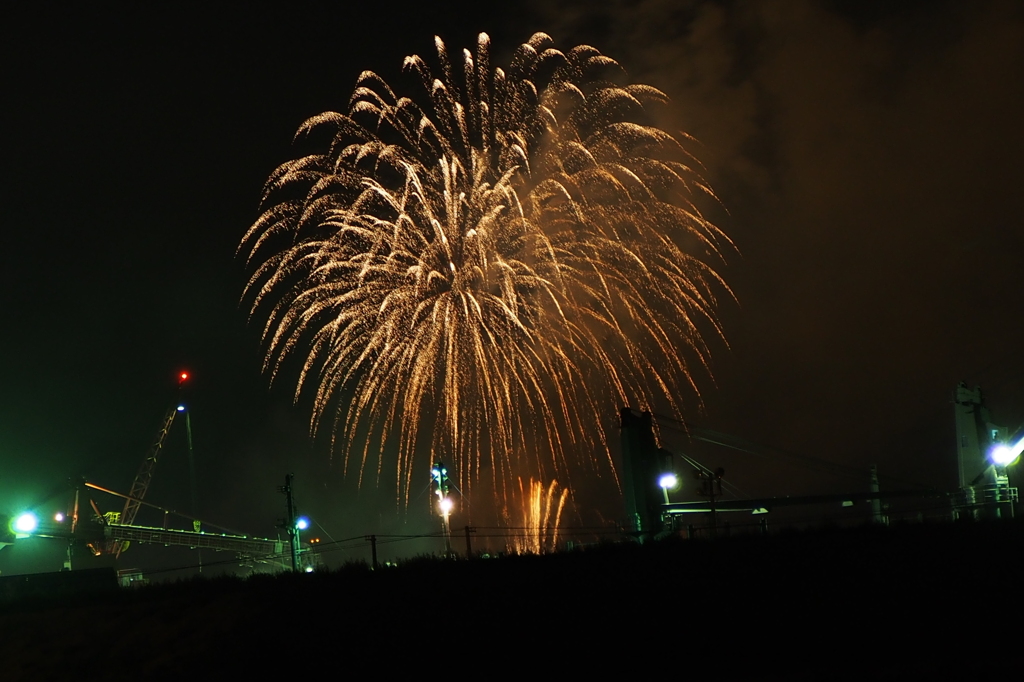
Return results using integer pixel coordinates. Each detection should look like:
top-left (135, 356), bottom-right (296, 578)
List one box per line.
top-left (439, 497), bottom-right (454, 514)
top-left (659, 473), bottom-right (678, 489)
top-left (177, 405), bottom-right (185, 412)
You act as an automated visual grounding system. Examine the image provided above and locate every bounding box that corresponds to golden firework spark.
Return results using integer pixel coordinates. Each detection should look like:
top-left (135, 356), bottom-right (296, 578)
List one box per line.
top-left (508, 478), bottom-right (569, 555)
top-left (240, 33), bottom-right (732, 509)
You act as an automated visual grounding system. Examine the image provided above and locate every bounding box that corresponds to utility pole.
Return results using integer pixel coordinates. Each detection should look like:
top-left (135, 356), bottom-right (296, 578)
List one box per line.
top-left (869, 465), bottom-right (888, 525)
top-left (366, 534), bottom-right (379, 570)
top-left (184, 407), bottom-right (203, 572)
top-left (278, 474), bottom-right (298, 572)
top-left (464, 525), bottom-right (475, 558)
top-left (696, 467), bottom-right (725, 538)
top-left (64, 485), bottom-right (80, 571)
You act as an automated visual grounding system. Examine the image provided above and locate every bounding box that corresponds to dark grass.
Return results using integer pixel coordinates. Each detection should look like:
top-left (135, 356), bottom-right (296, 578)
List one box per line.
top-left (2, 519), bottom-right (1020, 680)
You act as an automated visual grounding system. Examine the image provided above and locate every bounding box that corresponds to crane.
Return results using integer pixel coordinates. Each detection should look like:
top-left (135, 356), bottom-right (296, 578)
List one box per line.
top-left (11, 371), bottom-right (318, 573)
top-left (92, 372), bottom-right (190, 558)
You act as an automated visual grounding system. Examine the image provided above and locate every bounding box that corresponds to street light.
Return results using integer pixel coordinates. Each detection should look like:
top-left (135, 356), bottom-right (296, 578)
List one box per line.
top-left (659, 472), bottom-right (678, 504)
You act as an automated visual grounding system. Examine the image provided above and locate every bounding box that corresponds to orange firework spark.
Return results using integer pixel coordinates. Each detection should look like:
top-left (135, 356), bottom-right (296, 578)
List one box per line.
top-left (508, 478), bottom-right (569, 555)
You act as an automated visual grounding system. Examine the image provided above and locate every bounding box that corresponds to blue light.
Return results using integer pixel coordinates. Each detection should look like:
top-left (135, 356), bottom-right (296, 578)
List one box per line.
top-left (177, 405), bottom-right (186, 412)
top-left (295, 516), bottom-right (310, 530)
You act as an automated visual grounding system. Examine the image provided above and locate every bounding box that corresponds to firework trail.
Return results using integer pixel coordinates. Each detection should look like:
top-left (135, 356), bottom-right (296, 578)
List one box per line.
top-left (240, 32), bottom-right (732, 510)
top-left (509, 478), bottom-right (569, 554)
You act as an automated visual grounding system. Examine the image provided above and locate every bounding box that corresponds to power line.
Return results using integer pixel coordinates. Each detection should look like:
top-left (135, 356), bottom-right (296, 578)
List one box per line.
top-left (647, 410), bottom-right (938, 491)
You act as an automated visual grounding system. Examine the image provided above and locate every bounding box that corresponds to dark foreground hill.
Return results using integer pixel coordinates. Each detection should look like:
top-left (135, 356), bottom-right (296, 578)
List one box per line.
top-left (1, 519), bottom-right (1020, 680)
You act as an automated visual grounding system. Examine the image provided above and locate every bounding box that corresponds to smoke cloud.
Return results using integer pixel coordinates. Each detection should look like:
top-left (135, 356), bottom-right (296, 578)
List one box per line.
top-left (533, 0), bottom-right (1024, 490)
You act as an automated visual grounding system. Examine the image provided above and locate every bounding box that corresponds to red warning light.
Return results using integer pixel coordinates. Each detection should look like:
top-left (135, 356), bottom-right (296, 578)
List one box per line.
top-left (179, 371), bottom-right (190, 383)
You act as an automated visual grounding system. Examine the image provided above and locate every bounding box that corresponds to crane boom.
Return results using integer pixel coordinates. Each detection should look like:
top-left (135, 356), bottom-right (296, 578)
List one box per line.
top-left (110, 406), bottom-right (180, 558)
top-left (121, 407), bottom-right (179, 527)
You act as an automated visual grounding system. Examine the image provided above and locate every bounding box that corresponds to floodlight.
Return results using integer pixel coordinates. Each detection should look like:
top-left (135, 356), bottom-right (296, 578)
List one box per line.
top-left (13, 512), bottom-right (38, 534)
top-left (991, 444), bottom-right (1017, 466)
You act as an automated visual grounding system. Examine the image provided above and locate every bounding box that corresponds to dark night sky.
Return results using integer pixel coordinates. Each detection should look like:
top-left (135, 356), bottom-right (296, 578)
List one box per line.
top-left (2, 1), bottom-right (1022, 575)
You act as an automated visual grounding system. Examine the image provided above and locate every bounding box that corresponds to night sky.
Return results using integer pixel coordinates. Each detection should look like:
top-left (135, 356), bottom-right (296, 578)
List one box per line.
top-left (2, 1), bottom-right (1022, 576)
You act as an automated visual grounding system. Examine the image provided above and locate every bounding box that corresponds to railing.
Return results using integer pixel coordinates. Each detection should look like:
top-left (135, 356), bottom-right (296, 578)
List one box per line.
top-left (104, 524), bottom-right (284, 558)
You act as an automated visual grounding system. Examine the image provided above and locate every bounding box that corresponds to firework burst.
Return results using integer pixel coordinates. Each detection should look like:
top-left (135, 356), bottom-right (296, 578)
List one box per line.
top-left (240, 32), bottom-right (732, 510)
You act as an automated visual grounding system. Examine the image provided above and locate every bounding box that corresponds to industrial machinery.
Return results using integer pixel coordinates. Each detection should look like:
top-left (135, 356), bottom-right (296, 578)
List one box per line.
top-left (88, 371), bottom-right (193, 558)
top-left (952, 382), bottom-right (1020, 519)
top-left (623, 382), bottom-right (1022, 535)
top-left (7, 372), bottom-right (318, 575)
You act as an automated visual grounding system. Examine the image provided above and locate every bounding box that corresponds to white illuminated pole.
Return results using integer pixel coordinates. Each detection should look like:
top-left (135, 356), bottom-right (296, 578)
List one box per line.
top-left (989, 435), bottom-right (1023, 518)
top-left (432, 462), bottom-right (453, 555)
top-left (439, 496), bottom-right (453, 554)
top-left (658, 473), bottom-right (678, 534)
top-left (659, 473), bottom-right (678, 505)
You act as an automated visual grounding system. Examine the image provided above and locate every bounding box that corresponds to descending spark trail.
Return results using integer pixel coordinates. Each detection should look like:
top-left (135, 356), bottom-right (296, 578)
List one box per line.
top-left (240, 32), bottom-right (732, 512)
top-left (509, 478), bottom-right (569, 555)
